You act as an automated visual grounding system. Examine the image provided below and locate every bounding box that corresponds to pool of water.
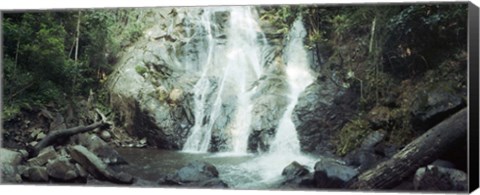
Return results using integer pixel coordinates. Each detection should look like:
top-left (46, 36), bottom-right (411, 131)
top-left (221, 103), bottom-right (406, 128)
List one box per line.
top-left (115, 148), bottom-right (320, 189)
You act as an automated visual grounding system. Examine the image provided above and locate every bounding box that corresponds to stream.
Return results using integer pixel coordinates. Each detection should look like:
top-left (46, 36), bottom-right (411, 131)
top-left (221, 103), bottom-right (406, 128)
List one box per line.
top-left (116, 148), bottom-right (321, 189)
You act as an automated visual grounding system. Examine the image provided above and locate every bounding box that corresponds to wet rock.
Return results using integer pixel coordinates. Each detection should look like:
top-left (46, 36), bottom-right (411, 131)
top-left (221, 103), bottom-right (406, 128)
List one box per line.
top-left (171, 161), bottom-right (227, 188)
top-left (411, 90), bottom-right (465, 132)
top-left (282, 161), bottom-right (310, 181)
top-left (175, 161), bottom-right (219, 182)
top-left (21, 166), bottom-right (49, 182)
top-left (313, 159), bottom-right (358, 188)
top-left (27, 146), bottom-right (58, 166)
top-left (196, 178), bottom-right (229, 188)
top-left (46, 156), bottom-right (78, 181)
top-left (413, 165), bottom-right (467, 191)
top-left (68, 145), bottom-right (134, 184)
top-left (0, 148), bottom-right (23, 166)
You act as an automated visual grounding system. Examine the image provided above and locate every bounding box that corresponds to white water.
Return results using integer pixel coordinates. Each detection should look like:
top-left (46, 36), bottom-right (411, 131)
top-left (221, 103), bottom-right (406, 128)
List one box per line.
top-left (182, 7), bottom-right (267, 153)
top-left (218, 17), bottom-right (318, 189)
top-left (181, 8), bottom-right (318, 188)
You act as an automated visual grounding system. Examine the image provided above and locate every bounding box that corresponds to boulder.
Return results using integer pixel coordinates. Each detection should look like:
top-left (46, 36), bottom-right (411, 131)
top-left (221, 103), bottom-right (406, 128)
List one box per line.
top-left (46, 156), bottom-right (78, 181)
top-left (175, 161), bottom-right (219, 182)
top-left (68, 145), bottom-right (134, 184)
top-left (1, 164), bottom-right (23, 183)
top-left (313, 159), bottom-right (358, 188)
top-left (171, 161), bottom-right (227, 188)
top-left (99, 130), bottom-right (112, 141)
top-left (73, 133), bottom-right (127, 165)
top-left (0, 148), bottom-right (23, 166)
top-left (21, 166), bottom-right (49, 182)
top-left (411, 90), bottom-right (465, 132)
top-left (27, 146), bottom-right (58, 166)
top-left (293, 81), bottom-right (359, 155)
top-left (360, 130), bottom-right (386, 149)
top-left (343, 148), bottom-right (383, 172)
top-left (413, 165), bottom-right (467, 191)
top-left (281, 161), bottom-right (310, 181)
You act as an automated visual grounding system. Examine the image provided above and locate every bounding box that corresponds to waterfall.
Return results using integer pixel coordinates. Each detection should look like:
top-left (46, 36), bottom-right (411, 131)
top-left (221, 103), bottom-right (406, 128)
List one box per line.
top-left (269, 17), bottom-right (314, 154)
top-left (182, 7), bottom-right (267, 153)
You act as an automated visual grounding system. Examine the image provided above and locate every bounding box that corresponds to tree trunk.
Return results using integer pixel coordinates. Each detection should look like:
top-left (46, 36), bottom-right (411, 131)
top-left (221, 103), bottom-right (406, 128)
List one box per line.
top-left (74, 11), bottom-right (81, 62)
top-left (347, 108), bottom-right (467, 190)
top-left (30, 121), bottom-right (110, 157)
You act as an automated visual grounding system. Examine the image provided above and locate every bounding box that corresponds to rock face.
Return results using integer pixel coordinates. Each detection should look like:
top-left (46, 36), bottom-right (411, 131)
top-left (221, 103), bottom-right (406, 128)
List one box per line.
top-left (293, 79), bottom-right (359, 155)
top-left (411, 89), bottom-right (465, 132)
top-left (169, 161), bottom-right (228, 188)
top-left (106, 8), bottom-right (201, 150)
top-left (413, 165), bottom-right (468, 191)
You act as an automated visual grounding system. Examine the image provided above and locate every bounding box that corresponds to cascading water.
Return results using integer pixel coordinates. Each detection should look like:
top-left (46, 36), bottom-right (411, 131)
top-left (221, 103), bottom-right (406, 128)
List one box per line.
top-left (179, 6), bottom-right (318, 188)
top-left (215, 16), bottom-right (319, 189)
top-left (182, 7), bottom-right (267, 154)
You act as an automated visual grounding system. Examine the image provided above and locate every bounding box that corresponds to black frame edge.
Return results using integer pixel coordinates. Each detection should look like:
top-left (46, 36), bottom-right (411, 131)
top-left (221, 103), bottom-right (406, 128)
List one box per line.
top-left (468, 2), bottom-right (480, 193)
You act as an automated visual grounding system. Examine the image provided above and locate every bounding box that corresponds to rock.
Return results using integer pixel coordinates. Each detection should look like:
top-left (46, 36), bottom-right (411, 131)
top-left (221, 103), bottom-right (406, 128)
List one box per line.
top-left (196, 178), bottom-right (229, 188)
top-left (343, 148), bottom-right (383, 172)
top-left (175, 161), bottom-right (219, 183)
top-left (1, 164), bottom-right (23, 183)
top-left (293, 81), bottom-right (359, 155)
top-left (27, 146), bottom-right (58, 166)
top-left (367, 106), bottom-right (395, 130)
top-left (46, 156), bottom-right (78, 181)
top-left (431, 159), bottom-right (456, 169)
top-left (281, 161), bottom-right (310, 181)
top-left (169, 88), bottom-right (184, 103)
top-left (18, 149), bottom-right (29, 159)
top-left (313, 159), bottom-right (358, 188)
top-left (74, 133), bottom-right (127, 165)
top-left (21, 166), bottom-right (49, 182)
top-left (68, 145), bottom-right (133, 184)
top-left (0, 148), bottom-right (23, 166)
top-left (413, 165), bottom-right (467, 191)
top-left (360, 130), bottom-right (386, 149)
top-left (99, 130), bottom-right (112, 141)
top-left (75, 163), bottom-right (88, 178)
top-left (28, 141), bottom-right (38, 147)
top-left (411, 90), bottom-right (465, 132)
top-left (36, 132), bottom-right (47, 140)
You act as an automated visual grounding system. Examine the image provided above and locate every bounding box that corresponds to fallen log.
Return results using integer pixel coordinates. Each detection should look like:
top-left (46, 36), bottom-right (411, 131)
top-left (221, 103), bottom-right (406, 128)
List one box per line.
top-left (346, 108), bottom-right (467, 190)
top-left (30, 121), bottom-right (110, 157)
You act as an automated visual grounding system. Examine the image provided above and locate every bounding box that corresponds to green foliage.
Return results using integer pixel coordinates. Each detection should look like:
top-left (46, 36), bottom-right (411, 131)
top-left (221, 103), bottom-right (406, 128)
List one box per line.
top-left (336, 118), bottom-right (371, 156)
top-left (135, 65), bottom-right (148, 75)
